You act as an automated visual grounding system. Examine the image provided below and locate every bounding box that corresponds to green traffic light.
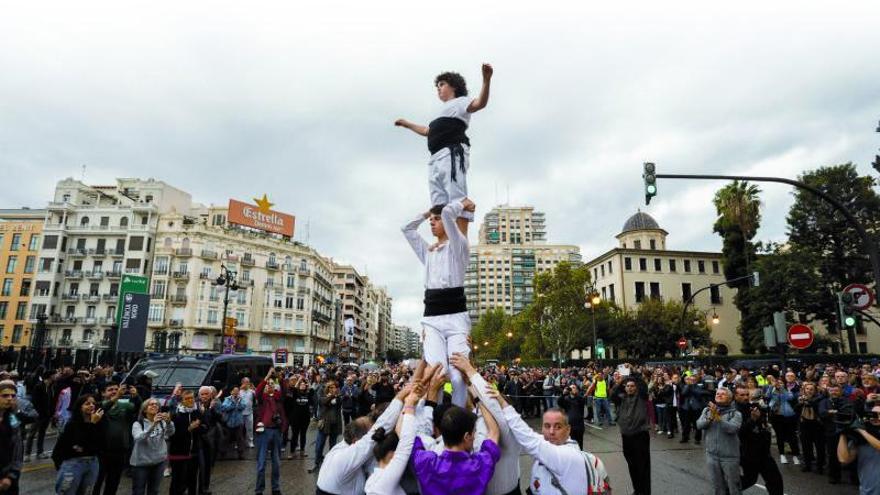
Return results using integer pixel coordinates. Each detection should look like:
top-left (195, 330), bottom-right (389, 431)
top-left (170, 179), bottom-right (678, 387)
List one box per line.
top-left (845, 316), bottom-right (857, 327)
top-left (647, 185), bottom-right (657, 194)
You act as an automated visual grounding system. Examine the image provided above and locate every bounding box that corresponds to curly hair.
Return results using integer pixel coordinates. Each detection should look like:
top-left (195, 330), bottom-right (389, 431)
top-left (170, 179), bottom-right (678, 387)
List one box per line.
top-left (435, 71), bottom-right (468, 97)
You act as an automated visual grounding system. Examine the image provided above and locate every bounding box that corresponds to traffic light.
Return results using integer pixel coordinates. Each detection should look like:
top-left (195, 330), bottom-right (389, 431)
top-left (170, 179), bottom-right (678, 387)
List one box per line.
top-left (643, 162), bottom-right (657, 205)
top-left (838, 292), bottom-right (858, 329)
top-left (872, 154), bottom-right (880, 175)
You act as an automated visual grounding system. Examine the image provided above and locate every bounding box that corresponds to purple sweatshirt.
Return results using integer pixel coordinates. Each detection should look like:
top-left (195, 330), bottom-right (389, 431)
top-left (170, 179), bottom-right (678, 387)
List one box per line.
top-left (410, 436), bottom-right (500, 495)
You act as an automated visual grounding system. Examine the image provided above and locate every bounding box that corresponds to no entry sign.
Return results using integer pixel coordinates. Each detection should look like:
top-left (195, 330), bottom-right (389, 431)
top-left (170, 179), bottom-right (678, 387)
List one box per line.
top-left (787, 324), bottom-right (814, 350)
top-left (677, 337), bottom-right (688, 350)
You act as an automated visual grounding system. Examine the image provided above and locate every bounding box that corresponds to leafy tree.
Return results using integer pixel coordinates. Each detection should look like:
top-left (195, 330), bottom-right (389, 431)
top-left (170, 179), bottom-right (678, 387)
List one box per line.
top-left (612, 298), bottom-right (712, 358)
top-left (531, 262), bottom-right (591, 363)
top-left (786, 163), bottom-right (880, 327)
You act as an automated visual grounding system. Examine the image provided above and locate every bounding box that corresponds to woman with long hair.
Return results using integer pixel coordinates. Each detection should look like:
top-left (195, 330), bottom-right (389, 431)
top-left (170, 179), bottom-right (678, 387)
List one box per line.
top-left (285, 376), bottom-right (312, 460)
top-left (313, 381), bottom-right (341, 469)
top-left (52, 394), bottom-right (104, 495)
top-left (130, 398), bottom-right (175, 495)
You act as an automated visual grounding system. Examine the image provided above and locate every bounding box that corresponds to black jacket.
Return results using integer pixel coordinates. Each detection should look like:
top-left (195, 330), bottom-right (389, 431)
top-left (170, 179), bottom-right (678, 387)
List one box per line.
top-left (52, 418), bottom-right (103, 468)
top-left (168, 408), bottom-right (206, 459)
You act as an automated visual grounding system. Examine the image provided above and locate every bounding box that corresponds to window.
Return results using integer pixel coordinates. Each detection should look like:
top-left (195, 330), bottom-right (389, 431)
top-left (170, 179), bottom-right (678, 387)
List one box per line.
top-left (600, 265), bottom-right (605, 277)
top-left (19, 280), bottom-right (30, 297)
top-left (39, 258), bottom-right (52, 273)
top-left (638, 258), bottom-right (647, 271)
top-left (635, 282), bottom-right (646, 303)
top-left (10, 234), bottom-right (21, 251)
top-left (682, 283), bottom-right (692, 301)
top-left (236, 310), bottom-right (246, 327)
top-left (608, 261), bottom-right (613, 274)
top-left (128, 236), bottom-right (144, 251)
top-left (125, 259), bottom-right (141, 273)
top-left (86, 306), bottom-right (96, 318)
top-left (698, 260), bottom-right (706, 273)
top-left (11, 325), bottom-right (23, 344)
top-left (236, 291), bottom-right (247, 305)
top-left (624, 257), bottom-right (632, 270)
top-left (634, 240), bottom-right (642, 250)
top-left (27, 234), bottom-right (40, 251)
top-left (296, 298), bottom-right (304, 310)
top-left (29, 304), bottom-right (46, 320)
top-left (649, 239), bottom-right (656, 250)
top-left (608, 284), bottom-right (615, 302)
top-left (712, 260), bottom-right (720, 274)
top-left (649, 282), bottom-right (661, 299)
top-left (24, 256), bottom-right (35, 273)
top-left (0, 302), bottom-right (6, 319)
top-left (273, 314), bottom-right (281, 330)
top-left (43, 235), bottom-right (58, 250)
top-left (710, 285), bottom-right (722, 304)
top-left (6, 256), bottom-right (17, 273)
top-left (120, 217), bottom-right (129, 228)
top-left (285, 296), bottom-right (294, 309)
top-left (1, 279), bottom-right (12, 296)
top-left (207, 310), bottom-right (219, 325)
top-left (684, 260), bottom-right (692, 273)
top-left (80, 216), bottom-right (89, 226)
top-left (152, 281), bottom-right (166, 298)
top-left (654, 258), bottom-right (661, 271)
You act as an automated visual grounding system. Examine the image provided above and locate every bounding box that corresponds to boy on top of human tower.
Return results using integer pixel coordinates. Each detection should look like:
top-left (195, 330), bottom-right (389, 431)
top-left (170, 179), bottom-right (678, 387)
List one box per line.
top-left (394, 63), bottom-right (493, 236)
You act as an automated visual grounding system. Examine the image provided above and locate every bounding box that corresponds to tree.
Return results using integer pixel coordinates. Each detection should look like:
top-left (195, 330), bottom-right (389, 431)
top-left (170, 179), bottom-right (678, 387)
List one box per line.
top-left (786, 164), bottom-right (880, 328)
top-left (531, 262), bottom-right (591, 364)
top-left (611, 298), bottom-right (712, 358)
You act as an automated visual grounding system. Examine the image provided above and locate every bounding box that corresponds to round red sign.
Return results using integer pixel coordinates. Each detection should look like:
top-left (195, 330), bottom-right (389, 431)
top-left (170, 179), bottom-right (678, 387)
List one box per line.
top-left (677, 337), bottom-right (688, 350)
top-left (787, 324), bottom-right (814, 349)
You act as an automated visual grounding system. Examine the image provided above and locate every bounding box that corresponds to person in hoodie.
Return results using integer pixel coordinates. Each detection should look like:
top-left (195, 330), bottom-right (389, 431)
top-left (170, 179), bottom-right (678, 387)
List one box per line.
top-left (219, 387), bottom-right (247, 460)
top-left (168, 390), bottom-right (206, 495)
top-left (24, 370), bottom-right (53, 462)
top-left (92, 381), bottom-right (136, 495)
top-left (0, 381), bottom-right (23, 495)
top-left (697, 387), bottom-right (743, 495)
top-left (680, 374), bottom-right (709, 445)
top-left (130, 398), bottom-right (175, 495)
top-left (52, 394), bottom-right (105, 495)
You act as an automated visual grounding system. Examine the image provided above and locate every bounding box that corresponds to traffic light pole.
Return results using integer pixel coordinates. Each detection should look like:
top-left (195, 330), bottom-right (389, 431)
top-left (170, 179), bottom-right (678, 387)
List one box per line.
top-left (655, 173), bottom-right (880, 305)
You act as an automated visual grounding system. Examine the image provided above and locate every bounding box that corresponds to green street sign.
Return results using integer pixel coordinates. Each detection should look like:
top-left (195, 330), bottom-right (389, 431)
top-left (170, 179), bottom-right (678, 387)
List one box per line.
top-left (116, 275), bottom-right (149, 326)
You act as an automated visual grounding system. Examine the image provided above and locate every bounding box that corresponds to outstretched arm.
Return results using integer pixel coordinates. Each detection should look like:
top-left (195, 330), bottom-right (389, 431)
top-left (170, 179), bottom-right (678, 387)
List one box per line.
top-left (467, 64), bottom-right (493, 113)
top-left (394, 119), bottom-right (429, 136)
top-left (401, 211), bottom-right (431, 264)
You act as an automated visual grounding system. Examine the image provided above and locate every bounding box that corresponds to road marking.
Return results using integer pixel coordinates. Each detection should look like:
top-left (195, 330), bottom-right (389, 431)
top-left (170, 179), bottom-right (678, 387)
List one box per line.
top-left (585, 423), bottom-right (604, 431)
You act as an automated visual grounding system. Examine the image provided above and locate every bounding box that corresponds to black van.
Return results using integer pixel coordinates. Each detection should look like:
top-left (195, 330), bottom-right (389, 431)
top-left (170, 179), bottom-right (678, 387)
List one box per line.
top-left (126, 353), bottom-right (274, 398)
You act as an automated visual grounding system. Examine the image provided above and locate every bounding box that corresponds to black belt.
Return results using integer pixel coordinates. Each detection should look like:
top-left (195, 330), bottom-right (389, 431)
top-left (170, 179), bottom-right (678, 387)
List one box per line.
top-left (447, 143), bottom-right (467, 183)
top-left (424, 287), bottom-right (466, 316)
top-left (315, 487), bottom-right (339, 495)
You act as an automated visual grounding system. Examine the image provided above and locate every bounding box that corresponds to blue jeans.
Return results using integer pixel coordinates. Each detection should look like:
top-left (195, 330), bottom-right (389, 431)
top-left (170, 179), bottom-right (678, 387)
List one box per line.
top-left (255, 428), bottom-right (282, 494)
top-left (56, 457), bottom-right (99, 495)
top-left (594, 398), bottom-right (611, 425)
top-left (314, 429), bottom-right (339, 465)
top-left (131, 462), bottom-right (165, 495)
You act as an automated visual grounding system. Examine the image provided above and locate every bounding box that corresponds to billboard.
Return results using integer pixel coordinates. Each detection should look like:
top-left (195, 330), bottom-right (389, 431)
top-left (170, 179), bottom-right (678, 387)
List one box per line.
top-left (228, 195), bottom-right (295, 237)
top-left (118, 292), bottom-right (149, 352)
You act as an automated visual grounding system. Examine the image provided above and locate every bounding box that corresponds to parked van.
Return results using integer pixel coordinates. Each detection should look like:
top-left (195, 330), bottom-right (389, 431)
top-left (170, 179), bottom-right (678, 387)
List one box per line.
top-left (127, 353), bottom-right (273, 397)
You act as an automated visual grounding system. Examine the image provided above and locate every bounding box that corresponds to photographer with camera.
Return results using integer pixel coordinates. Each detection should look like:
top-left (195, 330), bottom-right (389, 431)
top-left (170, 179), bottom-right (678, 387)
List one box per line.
top-left (557, 383), bottom-right (586, 449)
top-left (796, 381), bottom-right (825, 474)
top-left (734, 385), bottom-right (783, 495)
top-left (837, 403), bottom-right (880, 494)
top-left (312, 380), bottom-right (342, 472)
top-left (254, 367), bottom-right (287, 495)
top-left (820, 383), bottom-right (857, 485)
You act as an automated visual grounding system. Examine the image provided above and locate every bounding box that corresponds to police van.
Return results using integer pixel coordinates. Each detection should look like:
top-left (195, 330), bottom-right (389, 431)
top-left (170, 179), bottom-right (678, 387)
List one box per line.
top-left (127, 353), bottom-right (273, 398)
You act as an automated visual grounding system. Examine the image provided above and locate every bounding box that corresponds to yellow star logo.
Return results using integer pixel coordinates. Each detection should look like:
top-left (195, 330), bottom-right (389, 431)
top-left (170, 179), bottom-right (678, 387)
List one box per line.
top-left (253, 194), bottom-right (274, 214)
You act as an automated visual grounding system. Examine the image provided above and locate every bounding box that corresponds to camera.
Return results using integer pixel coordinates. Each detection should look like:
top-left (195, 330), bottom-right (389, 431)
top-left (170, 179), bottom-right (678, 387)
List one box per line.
top-left (271, 412), bottom-right (282, 427)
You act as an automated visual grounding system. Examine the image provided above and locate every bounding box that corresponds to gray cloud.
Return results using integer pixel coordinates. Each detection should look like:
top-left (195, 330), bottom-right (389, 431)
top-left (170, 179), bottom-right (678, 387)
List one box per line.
top-left (2, 1), bottom-right (880, 333)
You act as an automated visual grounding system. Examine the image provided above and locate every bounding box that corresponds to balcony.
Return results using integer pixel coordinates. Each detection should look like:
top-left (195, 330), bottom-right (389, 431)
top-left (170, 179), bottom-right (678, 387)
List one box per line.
top-left (83, 294), bottom-right (101, 303)
top-left (312, 309), bottom-right (331, 323)
top-left (297, 267), bottom-right (311, 276)
top-left (241, 257), bottom-right (256, 267)
top-left (67, 248), bottom-right (87, 257)
top-left (62, 316), bottom-right (78, 324)
top-left (169, 319), bottom-right (184, 327)
top-left (199, 272), bottom-right (212, 280)
top-left (97, 317), bottom-right (114, 326)
top-left (200, 250), bottom-right (218, 260)
top-left (298, 288), bottom-right (311, 296)
top-left (150, 292), bottom-right (166, 300)
top-left (93, 248), bottom-right (107, 257)
top-left (108, 249), bottom-right (125, 258)
top-left (99, 337), bottom-right (113, 348)
top-left (265, 261), bottom-right (279, 270)
top-left (124, 268), bottom-right (141, 274)
top-left (264, 281), bottom-right (276, 289)
top-left (283, 263), bottom-right (295, 272)
top-left (105, 270), bottom-right (122, 279)
top-left (172, 271), bottom-right (190, 280)
top-left (154, 268), bottom-right (169, 276)
top-left (64, 270), bottom-right (83, 279)
top-left (87, 271), bottom-right (103, 280)
top-left (103, 293), bottom-right (118, 302)
top-left (175, 248), bottom-right (193, 257)
top-left (81, 317), bottom-right (97, 326)
top-left (59, 338), bottom-right (73, 347)
top-left (170, 295), bottom-right (188, 305)
top-left (61, 294), bottom-right (80, 302)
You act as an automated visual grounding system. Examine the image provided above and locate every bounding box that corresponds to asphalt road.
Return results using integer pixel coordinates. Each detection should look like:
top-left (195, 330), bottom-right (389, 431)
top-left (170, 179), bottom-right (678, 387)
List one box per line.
top-left (21, 420), bottom-right (862, 495)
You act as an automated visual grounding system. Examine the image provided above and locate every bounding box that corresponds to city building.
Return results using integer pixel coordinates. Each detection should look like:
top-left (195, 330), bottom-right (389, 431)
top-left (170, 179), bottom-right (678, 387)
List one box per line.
top-left (403, 326), bottom-right (422, 357)
top-left (146, 204), bottom-right (338, 366)
top-left (0, 209), bottom-right (46, 348)
top-left (385, 324), bottom-right (409, 354)
top-left (30, 178), bottom-right (191, 362)
top-left (467, 205), bottom-right (582, 320)
top-left (585, 211), bottom-right (742, 355)
top-left (332, 263), bottom-right (369, 361)
top-left (368, 283), bottom-right (393, 360)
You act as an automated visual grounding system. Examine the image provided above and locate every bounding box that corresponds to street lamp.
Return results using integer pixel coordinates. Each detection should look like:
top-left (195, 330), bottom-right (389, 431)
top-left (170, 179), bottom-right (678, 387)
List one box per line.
top-left (712, 310), bottom-right (720, 325)
top-left (214, 265), bottom-right (240, 353)
top-left (583, 282), bottom-right (600, 362)
top-left (506, 331), bottom-right (513, 338)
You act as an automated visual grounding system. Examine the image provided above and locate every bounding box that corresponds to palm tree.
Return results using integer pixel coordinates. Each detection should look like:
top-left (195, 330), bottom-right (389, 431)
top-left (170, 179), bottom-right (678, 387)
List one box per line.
top-left (713, 180), bottom-right (762, 268)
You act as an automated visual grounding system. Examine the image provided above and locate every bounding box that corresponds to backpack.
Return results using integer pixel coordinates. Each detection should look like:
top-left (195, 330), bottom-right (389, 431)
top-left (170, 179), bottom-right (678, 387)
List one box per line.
top-left (544, 450), bottom-right (612, 495)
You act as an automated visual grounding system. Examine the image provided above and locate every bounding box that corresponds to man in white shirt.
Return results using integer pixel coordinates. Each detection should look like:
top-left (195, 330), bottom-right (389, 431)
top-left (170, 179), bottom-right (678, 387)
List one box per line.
top-left (239, 377), bottom-right (256, 448)
top-left (401, 198), bottom-right (475, 407)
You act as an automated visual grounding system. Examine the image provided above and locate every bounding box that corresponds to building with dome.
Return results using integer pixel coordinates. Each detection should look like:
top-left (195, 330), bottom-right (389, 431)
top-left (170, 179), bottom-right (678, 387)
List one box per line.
top-left (585, 211), bottom-right (743, 355)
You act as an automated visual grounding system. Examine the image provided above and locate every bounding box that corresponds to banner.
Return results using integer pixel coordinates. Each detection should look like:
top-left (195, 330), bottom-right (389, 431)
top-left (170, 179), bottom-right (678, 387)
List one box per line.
top-left (118, 292), bottom-right (149, 352)
top-left (228, 196), bottom-right (295, 237)
top-left (116, 274), bottom-right (149, 352)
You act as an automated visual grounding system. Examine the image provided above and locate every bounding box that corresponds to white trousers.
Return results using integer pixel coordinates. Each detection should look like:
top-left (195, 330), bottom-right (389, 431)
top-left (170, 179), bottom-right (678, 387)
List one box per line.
top-left (428, 145), bottom-right (473, 220)
top-left (421, 311), bottom-right (471, 407)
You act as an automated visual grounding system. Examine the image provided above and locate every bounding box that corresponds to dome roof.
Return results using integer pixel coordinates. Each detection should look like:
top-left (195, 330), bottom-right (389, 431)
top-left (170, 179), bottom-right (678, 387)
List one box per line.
top-left (621, 211), bottom-right (661, 233)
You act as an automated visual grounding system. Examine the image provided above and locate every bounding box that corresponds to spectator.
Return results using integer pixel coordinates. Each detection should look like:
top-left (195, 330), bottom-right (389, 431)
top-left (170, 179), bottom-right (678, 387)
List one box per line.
top-left (239, 378), bottom-right (256, 449)
top-left (592, 370), bottom-right (611, 427)
top-left (285, 377), bottom-right (312, 460)
top-left (611, 373), bottom-right (651, 495)
top-left (0, 381), bottom-right (23, 495)
top-left (837, 403), bottom-right (880, 494)
top-left (697, 387), bottom-right (742, 495)
top-left (219, 387), bottom-right (247, 460)
top-left (52, 394), bottom-right (105, 495)
top-left (557, 383), bottom-right (586, 450)
top-left (254, 368), bottom-right (286, 495)
top-left (313, 381), bottom-right (342, 470)
top-left (24, 371), bottom-right (52, 462)
top-left (680, 375), bottom-right (708, 445)
top-left (130, 398), bottom-right (174, 495)
top-left (196, 386), bottom-right (222, 495)
top-left (92, 381), bottom-right (136, 495)
top-left (797, 381), bottom-right (825, 473)
top-left (340, 376), bottom-right (359, 426)
top-left (767, 376), bottom-right (801, 465)
top-left (168, 389), bottom-right (205, 495)
top-left (734, 385), bottom-right (782, 495)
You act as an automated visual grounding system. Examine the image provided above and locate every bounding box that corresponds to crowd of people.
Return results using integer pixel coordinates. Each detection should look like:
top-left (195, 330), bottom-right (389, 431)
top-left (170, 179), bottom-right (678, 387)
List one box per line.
top-left (0, 358), bottom-right (877, 494)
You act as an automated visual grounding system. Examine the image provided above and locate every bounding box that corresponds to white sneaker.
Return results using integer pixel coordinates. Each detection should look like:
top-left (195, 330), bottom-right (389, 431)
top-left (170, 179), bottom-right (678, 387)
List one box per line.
top-left (779, 455), bottom-right (788, 465)
top-left (249, 442), bottom-right (255, 448)
top-left (163, 467), bottom-right (171, 478)
top-left (792, 456), bottom-right (801, 465)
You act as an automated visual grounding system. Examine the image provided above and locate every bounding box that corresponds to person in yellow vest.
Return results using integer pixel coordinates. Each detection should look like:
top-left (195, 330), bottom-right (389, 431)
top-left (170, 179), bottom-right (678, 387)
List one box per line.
top-left (592, 371), bottom-right (612, 427)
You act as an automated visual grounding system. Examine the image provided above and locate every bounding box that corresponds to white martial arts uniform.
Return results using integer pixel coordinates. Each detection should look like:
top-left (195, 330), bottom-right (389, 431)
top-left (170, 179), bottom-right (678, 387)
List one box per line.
top-left (401, 200), bottom-right (471, 407)
top-left (427, 96), bottom-right (474, 220)
top-left (364, 414), bottom-right (416, 495)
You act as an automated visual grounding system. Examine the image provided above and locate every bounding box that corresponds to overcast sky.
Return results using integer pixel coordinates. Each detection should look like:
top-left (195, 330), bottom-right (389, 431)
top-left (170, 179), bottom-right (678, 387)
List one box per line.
top-left (2, 1), bottom-right (879, 333)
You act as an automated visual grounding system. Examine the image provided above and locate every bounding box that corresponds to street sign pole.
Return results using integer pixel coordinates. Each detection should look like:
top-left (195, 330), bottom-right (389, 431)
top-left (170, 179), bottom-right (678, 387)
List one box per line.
top-left (773, 312), bottom-right (787, 371)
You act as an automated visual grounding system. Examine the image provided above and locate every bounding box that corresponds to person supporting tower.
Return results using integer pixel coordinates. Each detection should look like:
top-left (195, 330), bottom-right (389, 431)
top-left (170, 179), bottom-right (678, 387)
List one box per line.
top-left (402, 198), bottom-right (475, 407)
top-left (395, 63), bottom-right (493, 236)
